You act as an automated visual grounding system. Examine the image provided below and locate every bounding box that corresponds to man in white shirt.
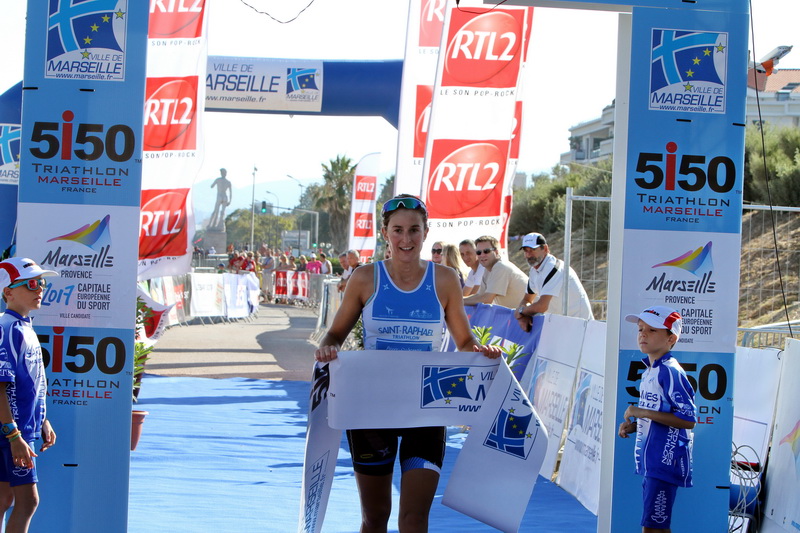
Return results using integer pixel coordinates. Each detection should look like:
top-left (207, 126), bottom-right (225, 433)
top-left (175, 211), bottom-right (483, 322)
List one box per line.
top-left (459, 239), bottom-right (486, 297)
top-left (514, 232), bottom-right (594, 331)
top-left (463, 236), bottom-right (528, 309)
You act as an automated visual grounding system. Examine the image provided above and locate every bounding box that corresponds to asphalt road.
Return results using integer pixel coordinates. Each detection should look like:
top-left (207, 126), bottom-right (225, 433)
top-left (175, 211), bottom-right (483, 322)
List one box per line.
top-left (144, 303), bottom-right (320, 381)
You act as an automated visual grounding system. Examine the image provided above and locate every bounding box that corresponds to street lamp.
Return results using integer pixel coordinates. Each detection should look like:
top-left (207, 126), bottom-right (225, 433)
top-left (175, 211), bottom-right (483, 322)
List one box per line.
top-left (286, 174), bottom-right (305, 202)
top-left (249, 164), bottom-right (257, 252)
top-left (264, 190), bottom-right (280, 209)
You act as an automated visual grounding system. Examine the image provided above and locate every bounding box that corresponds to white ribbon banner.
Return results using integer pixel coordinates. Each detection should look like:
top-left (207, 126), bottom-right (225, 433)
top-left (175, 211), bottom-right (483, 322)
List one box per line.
top-left (300, 351), bottom-right (548, 533)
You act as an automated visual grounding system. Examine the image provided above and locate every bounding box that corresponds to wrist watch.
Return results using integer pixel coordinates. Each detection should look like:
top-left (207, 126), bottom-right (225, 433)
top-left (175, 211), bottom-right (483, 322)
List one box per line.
top-left (1, 422), bottom-right (17, 436)
top-left (517, 305), bottom-right (527, 316)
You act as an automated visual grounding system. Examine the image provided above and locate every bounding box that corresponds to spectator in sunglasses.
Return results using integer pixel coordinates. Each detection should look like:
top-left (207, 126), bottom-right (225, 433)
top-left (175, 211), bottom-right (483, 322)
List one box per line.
top-left (462, 235), bottom-right (528, 310)
top-left (429, 241), bottom-right (445, 264)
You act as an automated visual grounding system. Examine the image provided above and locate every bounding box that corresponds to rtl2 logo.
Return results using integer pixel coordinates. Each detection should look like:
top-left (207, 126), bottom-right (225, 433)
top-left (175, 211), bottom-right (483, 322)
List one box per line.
top-left (419, 0), bottom-right (445, 47)
top-left (149, 0), bottom-right (206, 39)
top-left (443, 10), bottom-right (523, 87)
top-left (427, 139), bottom-right (507, 218)
top-left (355, 174), bottom-right (377, 201)
top-left (144, 76), bottom-right (198, 151)
top-left (353, 213), bottom-right (374, 237)
top-left (29, 110), bottom-right (135, 162)
top-left (635, 142), bottom-right (737, 193)
top-left (38, 328), bottom-right (127, 375)
top-left (139, 188), bottom-right (188, 259)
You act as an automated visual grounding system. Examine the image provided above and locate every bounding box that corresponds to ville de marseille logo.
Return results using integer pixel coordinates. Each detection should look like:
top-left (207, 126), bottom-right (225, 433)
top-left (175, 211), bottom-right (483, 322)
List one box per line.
top-left (48, 214), bottom-right (112, 251)
top-left (649, 29), bottom-right (728, 114)
top-left (484, 385), bottom-right (539, 459)
top-left (0, 124), bottom-right (21, 168)
top-left (285, 67), bottom-right (320, 102)
top-left (45, 0), bottom-right (129, 81)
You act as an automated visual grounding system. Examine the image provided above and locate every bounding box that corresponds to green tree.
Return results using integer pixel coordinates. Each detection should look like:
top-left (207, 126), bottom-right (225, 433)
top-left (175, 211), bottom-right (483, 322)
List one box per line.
top-left (224, 206), bottom-right (295, 249)
top-left (745, 124), bottom-right (800, 206)
top-left (308, 155), bottom-right (356, 252)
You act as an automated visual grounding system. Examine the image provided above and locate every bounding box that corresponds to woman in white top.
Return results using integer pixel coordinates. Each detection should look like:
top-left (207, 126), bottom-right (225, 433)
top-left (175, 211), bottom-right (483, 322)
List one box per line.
top-left (315, 195), bottom-right (500, 533)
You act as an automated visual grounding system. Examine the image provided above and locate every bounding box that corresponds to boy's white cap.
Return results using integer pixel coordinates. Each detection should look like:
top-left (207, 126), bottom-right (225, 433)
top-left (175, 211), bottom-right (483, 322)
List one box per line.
top-left (520, 232), bottom-right (547, 250)
top-left (625, 305), bottom-right (682, 338)
top-left (0, 257), bottom-right (59, 287)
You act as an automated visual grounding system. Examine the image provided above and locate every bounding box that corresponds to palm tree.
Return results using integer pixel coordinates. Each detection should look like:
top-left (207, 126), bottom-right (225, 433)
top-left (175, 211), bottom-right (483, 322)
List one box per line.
top-left (308, 155), bottom-right (355, 251)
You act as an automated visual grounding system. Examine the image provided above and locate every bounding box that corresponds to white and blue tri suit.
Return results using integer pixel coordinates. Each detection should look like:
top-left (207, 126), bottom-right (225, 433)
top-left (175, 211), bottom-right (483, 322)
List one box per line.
top-left (348, 261), bottom-right (447, 476)
top-left (361, 261), bottom-right (444, 351)
top-left (634, 351), bottom-right (696, 487)
top-left (0, 309), bottom-right (48, 485)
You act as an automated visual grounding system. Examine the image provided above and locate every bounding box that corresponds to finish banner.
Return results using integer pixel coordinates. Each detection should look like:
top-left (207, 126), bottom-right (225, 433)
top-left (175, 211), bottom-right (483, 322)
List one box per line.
top-left (347, 153), bottom-right (379, 263)
top-left (138, 0), bottom-right (208, 280)
top-left (420, 3), bottom-right (533, 255)
top-left (300, 351), bottom-right (548, 533)
top-left (16, 2), bottom-right (150, 531)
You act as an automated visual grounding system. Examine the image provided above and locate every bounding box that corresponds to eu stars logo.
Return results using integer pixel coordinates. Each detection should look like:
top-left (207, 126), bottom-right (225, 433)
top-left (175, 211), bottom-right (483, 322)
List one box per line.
top-left (45, 0), bottom-right (129, 81)
top-left (649, 29), bottom-right (727, 114)
top-left (420, 365), bottom-right (495, 410)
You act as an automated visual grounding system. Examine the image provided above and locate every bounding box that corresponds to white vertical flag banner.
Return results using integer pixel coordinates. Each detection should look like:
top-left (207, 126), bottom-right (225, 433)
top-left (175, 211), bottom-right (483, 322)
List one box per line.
top-left (420, 4), bottom-right (533, 254)
top-left (138, 1), bottom-right (209, 280)
top-left (347, 153), bottom-right (380, 263)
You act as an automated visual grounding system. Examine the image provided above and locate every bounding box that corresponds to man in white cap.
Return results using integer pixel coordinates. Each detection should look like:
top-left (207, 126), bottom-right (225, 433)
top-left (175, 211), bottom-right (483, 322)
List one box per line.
top-left (514, 232), bottom-right (593, 331)
top-left (0, 257), bottom-right (59, 532)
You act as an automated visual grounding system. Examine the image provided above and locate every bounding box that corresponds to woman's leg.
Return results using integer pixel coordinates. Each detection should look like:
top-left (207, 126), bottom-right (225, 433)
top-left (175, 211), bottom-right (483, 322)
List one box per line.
top-left (398, 468), bottom-right (439, 533)
top-left (354, 472), bottom-right (393, 533)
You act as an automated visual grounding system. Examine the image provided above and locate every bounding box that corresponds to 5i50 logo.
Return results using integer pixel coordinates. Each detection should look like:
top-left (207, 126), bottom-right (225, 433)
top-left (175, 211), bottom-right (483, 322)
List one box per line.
top-left (635, 142), bottom-right (736, 193)
top-left (29, 110), bottom-right (135, 162)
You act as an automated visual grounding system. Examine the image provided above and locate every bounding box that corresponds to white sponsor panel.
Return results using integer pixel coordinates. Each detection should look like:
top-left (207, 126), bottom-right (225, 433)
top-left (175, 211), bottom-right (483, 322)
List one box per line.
top-left (222, 273), bottom-right (249, 318)
top-left (619, 229), bottom-right (740, 352)
top-left (206, 56), bottom-right (323, 113)
top-left (189, 272), bottom-right (225, 317)
top-left (16, 202), bottom-right (138, 330)
top-left (557, 319), bottom-right (606, 514)
top-left (530, 314), bottom-right (586, 478)
top-left (763, 338), bottom-right (800, 531)
top-left (733, 346), bottom-right (783, 464)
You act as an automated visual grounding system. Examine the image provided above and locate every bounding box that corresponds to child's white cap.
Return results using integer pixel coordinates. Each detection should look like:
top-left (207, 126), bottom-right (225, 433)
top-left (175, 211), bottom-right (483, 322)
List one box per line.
top-left (0, 257), bottom-right (59, 287)
top-left (625, 306), bottom-right (682, 338)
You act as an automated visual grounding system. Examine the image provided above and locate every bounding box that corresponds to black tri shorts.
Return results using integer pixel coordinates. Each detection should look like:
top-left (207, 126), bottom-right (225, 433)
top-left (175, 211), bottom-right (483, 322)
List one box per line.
top-left (346, 426), bottom-right (446, 476)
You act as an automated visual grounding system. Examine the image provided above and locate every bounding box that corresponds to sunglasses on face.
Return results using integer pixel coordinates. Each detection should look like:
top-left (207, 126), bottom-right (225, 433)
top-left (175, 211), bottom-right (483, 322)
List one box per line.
top-left (382, 197), bottom-right (428, 217)
top-left (475, 248), bottom-right (495, 255)
top-left (431, 248), bottom-right (443, 254)
top-left (8, 278), bottom-right (47, 291)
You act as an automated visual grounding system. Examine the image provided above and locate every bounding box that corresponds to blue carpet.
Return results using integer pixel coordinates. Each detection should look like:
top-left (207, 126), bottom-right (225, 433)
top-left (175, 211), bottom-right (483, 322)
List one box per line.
top-left (129, 375), bottom-right (597, 532)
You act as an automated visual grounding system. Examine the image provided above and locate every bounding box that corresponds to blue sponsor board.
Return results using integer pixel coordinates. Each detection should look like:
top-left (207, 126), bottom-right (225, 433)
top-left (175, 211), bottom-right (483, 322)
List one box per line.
top-left (30, 325), bottom-right (134, 532)
top-left (19, 2), bottom-right (148, 532)
top-left (613, 349), bottom-right (733, 533)
top-left (624, 8), bottom-right (748, 235)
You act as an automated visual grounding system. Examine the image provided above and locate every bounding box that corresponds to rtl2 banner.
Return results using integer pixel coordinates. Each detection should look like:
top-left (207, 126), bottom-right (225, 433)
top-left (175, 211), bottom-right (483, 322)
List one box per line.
top-left (420, 3), bottom-right (533, 255)
top-left (138, 0), bottom-right (208, 280)
top-left (347, 153), bottom-right (379, 263)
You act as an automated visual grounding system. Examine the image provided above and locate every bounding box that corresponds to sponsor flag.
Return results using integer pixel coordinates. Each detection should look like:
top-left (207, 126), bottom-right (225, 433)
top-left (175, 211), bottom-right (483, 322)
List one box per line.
top-left (419, 4), bottom-right (533, 255)
top-left (135, 286), bottom-right (174, 346)
top-left (347, 153), bottom-right (380, 263)
top-left (138, 0), bottom-right (208, 280)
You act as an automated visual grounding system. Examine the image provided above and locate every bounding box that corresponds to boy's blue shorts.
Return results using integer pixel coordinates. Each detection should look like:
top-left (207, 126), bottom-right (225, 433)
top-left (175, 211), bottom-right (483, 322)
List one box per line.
top-left (0, 442), bottom-right (39, 487)
top-left (641, 476), bottom-right (678, 529)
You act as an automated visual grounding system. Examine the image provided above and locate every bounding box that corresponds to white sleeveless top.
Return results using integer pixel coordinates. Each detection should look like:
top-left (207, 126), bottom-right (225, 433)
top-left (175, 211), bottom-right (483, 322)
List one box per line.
top-left (361, 261), bottom-right (445, 351)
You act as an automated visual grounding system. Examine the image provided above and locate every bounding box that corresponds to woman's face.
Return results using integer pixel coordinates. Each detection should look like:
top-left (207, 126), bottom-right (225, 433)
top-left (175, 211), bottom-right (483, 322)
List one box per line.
top-left (381, 209), bottom-right (428, 262)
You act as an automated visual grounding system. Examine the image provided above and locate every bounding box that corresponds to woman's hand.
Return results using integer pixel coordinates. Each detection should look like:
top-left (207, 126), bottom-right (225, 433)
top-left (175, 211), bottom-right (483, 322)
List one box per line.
top-left (315, 345), bottom-right (339, 363)
top-left (473, 344), bottom-right (503, 359)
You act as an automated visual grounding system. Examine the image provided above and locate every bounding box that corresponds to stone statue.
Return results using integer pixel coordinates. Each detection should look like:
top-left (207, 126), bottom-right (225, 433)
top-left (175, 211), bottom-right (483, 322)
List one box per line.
top-left (208, 168), bottom-right (232, 230)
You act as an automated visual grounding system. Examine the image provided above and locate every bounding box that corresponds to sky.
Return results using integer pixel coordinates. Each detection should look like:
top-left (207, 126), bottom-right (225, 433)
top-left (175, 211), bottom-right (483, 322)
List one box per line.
top-left (2, 0), bottom-right (799, 215)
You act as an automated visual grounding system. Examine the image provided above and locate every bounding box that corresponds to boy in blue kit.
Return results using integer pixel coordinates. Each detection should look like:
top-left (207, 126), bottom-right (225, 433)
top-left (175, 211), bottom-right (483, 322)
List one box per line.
top-left (618, 306), bottom-right (696, 533)
top-left (0, 258), bottom-right (58, 533)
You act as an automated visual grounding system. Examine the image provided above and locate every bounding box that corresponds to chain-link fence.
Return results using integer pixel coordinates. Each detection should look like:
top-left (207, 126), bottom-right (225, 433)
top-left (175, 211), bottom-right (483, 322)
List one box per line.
top-left (563, 190), bottom-right (800, 340)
